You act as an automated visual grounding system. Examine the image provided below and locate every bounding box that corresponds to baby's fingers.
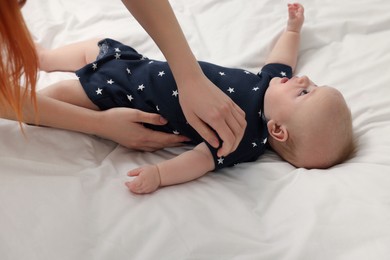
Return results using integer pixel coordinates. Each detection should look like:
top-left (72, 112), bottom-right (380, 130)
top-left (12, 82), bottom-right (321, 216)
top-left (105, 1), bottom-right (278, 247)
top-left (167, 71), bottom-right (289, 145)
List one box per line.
top-left (288, 3), bottom-right (304, 14)
top-left (128, 167), bottom-right (142, 177)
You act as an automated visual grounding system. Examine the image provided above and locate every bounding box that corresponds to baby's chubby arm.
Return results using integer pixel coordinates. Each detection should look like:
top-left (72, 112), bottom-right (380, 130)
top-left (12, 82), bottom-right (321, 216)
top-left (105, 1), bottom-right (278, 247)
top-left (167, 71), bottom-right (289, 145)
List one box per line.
top-left (265, 3), bottom-right (304, 71)
top-left (125, 142), bottom-right (215, 194)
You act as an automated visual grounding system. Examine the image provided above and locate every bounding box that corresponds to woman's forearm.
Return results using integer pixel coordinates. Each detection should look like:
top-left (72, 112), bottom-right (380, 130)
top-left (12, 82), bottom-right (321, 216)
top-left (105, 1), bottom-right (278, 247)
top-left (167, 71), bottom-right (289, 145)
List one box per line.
top-left (1, 93), bottom-right (100, 135)
top-left (121, 0), bottom-right (202, 86)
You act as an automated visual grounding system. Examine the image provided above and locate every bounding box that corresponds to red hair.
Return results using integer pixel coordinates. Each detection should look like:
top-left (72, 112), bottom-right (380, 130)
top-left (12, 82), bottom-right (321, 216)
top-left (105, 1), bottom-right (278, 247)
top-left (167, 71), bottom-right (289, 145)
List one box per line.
top-left (0, 0), bottom-right (38, 123)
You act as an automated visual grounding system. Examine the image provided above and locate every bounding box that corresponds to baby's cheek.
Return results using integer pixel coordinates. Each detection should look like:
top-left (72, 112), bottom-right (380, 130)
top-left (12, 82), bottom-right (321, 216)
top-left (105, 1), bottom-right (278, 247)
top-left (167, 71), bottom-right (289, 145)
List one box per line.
top-left (269, 77), bottom-right (281, 86)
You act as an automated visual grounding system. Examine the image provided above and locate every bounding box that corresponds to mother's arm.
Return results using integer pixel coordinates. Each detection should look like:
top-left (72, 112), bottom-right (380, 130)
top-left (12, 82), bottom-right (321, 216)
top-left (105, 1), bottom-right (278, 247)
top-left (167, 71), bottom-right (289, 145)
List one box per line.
top-left (121, 0), bottom-right (247, 157)
top-left (1, 93), bottom-right (188, 151)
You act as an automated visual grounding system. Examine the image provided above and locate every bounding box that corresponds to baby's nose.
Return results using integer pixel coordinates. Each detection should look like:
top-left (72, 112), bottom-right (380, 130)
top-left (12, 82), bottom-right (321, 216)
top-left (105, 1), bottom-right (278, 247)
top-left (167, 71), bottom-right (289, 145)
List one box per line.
top-left (297, 75), bottom-right (310, 85)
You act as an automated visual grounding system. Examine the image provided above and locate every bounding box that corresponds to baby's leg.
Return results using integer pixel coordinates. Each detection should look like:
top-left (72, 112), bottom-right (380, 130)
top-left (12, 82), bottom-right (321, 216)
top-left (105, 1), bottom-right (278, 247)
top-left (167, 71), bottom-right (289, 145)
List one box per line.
top-left (39, 80), bottom-right (99, 110)
top-left (37, 38), bottom-right (102, 72)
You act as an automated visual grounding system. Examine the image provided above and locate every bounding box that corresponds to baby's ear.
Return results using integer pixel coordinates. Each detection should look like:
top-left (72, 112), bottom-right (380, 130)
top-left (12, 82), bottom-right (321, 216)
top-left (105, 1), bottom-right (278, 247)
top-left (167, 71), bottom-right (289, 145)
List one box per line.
top-left (267, 119), bottom-right (288, 142)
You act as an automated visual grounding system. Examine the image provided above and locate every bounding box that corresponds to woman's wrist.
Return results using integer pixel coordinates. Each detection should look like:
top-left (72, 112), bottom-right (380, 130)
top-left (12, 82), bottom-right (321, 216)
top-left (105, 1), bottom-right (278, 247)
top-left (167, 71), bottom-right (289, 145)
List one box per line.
top-left (89, 109), bottom-right (110, 137)
top-left (169, 52), bottom-right (204, 88)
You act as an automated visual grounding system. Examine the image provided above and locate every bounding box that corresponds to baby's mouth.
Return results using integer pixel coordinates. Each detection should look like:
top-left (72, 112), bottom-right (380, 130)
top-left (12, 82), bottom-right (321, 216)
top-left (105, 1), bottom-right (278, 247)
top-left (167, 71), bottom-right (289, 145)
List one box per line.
top-left (281, 77), bottom-right (289, 83)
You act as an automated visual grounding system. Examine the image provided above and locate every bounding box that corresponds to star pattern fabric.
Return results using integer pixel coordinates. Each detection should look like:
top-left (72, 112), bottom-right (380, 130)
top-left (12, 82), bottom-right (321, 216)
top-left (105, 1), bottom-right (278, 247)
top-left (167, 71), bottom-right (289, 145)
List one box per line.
top-left (76, 38), bottom-right (292, 170)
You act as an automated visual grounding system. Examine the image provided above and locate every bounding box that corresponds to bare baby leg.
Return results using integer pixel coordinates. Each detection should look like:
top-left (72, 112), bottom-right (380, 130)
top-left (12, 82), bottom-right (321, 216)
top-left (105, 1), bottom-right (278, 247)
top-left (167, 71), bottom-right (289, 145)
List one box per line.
top-left (37, 38), bottom-right (102, 72)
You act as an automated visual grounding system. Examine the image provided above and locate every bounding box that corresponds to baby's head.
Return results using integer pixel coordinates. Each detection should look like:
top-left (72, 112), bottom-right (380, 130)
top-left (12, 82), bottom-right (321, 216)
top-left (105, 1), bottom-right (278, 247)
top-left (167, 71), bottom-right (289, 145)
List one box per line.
top-left (264, 76), bottom-right (354, 169)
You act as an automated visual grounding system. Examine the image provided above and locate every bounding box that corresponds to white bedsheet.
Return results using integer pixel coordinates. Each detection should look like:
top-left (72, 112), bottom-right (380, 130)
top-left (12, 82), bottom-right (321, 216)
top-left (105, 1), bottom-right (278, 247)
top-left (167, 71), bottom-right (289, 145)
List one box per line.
top-left (1, 0), bottom-right (390, 259)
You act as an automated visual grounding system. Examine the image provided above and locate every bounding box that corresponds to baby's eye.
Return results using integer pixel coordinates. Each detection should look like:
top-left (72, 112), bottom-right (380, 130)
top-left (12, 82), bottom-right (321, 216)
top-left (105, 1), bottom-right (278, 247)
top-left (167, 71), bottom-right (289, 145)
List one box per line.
top-left (299, 89), bottom-right (309, 96)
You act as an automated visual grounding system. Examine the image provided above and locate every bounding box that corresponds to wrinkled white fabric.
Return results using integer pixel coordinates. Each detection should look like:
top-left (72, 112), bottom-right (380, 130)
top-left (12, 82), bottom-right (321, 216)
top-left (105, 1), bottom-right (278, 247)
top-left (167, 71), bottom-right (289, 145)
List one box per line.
top-left (1, 0), bottom-right (389, 259)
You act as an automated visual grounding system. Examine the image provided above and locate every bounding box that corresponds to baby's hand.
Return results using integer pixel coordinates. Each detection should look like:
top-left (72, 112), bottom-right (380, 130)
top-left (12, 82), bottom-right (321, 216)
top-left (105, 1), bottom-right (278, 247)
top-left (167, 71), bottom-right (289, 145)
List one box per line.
top-left (287, 3), bottom-right (304, 33)
top-left (125, 165), bottom-right (161, 194)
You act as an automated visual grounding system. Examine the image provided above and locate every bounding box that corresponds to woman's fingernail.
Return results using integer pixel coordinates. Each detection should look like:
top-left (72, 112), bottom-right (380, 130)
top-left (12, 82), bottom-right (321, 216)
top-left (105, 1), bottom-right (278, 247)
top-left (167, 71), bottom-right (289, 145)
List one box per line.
top-left (160, 117), bottom-right (168, 124)
top-left (210, 138), bottom-right (219, 148)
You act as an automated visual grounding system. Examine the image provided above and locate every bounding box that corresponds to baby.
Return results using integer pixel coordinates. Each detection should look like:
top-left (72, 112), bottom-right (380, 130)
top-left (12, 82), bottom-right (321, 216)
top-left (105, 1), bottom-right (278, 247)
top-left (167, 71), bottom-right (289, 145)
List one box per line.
top-left (38, 3), bottom-right (354, 194)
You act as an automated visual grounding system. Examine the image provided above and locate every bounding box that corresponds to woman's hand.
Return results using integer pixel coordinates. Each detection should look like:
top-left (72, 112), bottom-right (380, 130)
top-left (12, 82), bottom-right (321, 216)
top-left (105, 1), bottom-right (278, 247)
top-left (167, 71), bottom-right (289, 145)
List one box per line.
top-left (178, 74), bottom-right (246, 157)
top-left (121, 0), bottom-right (247, 157)
top-left (96, 107), bottom-right (189, 151)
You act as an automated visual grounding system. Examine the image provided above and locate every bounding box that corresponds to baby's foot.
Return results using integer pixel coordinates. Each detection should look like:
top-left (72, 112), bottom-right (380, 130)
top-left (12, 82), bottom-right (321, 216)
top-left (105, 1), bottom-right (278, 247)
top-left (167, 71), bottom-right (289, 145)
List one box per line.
top-left (126, 165), bottom-right (161, 194)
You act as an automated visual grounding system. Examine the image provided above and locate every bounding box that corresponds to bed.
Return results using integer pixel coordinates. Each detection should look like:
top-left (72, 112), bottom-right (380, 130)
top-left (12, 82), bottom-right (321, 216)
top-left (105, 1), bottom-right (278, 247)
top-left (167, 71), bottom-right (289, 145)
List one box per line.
top-left (1, 0), bottom-right (390, 259)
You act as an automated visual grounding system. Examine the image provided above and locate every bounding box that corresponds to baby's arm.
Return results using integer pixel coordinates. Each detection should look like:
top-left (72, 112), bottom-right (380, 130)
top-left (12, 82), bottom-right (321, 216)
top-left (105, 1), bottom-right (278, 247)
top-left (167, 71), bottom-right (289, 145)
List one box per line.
top-left (126, 142), bottom-right (214, 194)
top-left (265, 3), bottom-right (304, 71)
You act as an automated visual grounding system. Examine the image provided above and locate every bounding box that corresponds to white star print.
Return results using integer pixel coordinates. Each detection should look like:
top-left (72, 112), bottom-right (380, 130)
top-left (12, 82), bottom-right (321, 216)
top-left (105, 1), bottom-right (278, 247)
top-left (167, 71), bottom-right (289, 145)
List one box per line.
top-left (115, 53), bottom-right (121, 59)
top-left (280, 71), bottom-right (287, 77)
top-left (244, 71), bottom-right (250, 74)
top-left (126, 68), bottom-right (131, 74)
top-left (114, 48), bottom-right (121, 52)
top-left (227, 87), bottom-right (235, 93)
top-left (252, 142), bottom-right (257, 147)
top-left (217, 157), bottom-right (224, 165)
top-left (219, 72), bottom-right (226, 76)
top-left (156, 105), bottom-right (160, 111)
top-left (158, 71), bottom-right (165, 77)
top-left (172, 90), bottom-right (179, 97)
top-left (138, 84), bottom-right (145, 91)
top-left (107, 79), bottom-right (114, 85)
top-left (262, 138), bottom-right (267, 144)
top-left (173, 130), bottom-right (180, 135)
top-left (127, 95), bottom-right (134, 102)
top-left (148, 61), bottom-right (154, 64)
top-left (258, 110), bottom-right (262, 117)
top-left (252, 87), bottom-right (259, 91)
top-left (96, 88), bottom-right (103, 95)
top-left (92, 63), bottom-right (97, 70)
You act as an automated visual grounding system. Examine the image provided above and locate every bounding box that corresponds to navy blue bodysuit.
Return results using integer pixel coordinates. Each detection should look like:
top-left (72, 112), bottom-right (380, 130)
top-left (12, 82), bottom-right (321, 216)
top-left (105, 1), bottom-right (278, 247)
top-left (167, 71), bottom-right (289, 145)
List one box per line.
top-left (76, 38), bottom-right (292, 170)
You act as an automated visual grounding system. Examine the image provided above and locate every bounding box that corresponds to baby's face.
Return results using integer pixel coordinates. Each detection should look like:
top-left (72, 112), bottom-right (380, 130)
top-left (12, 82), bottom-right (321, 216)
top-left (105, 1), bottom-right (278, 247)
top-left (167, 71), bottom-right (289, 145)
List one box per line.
top-left (264, 75), bottom-right (351, 168)
top-left (264, 76), bottom-right (341, 123)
